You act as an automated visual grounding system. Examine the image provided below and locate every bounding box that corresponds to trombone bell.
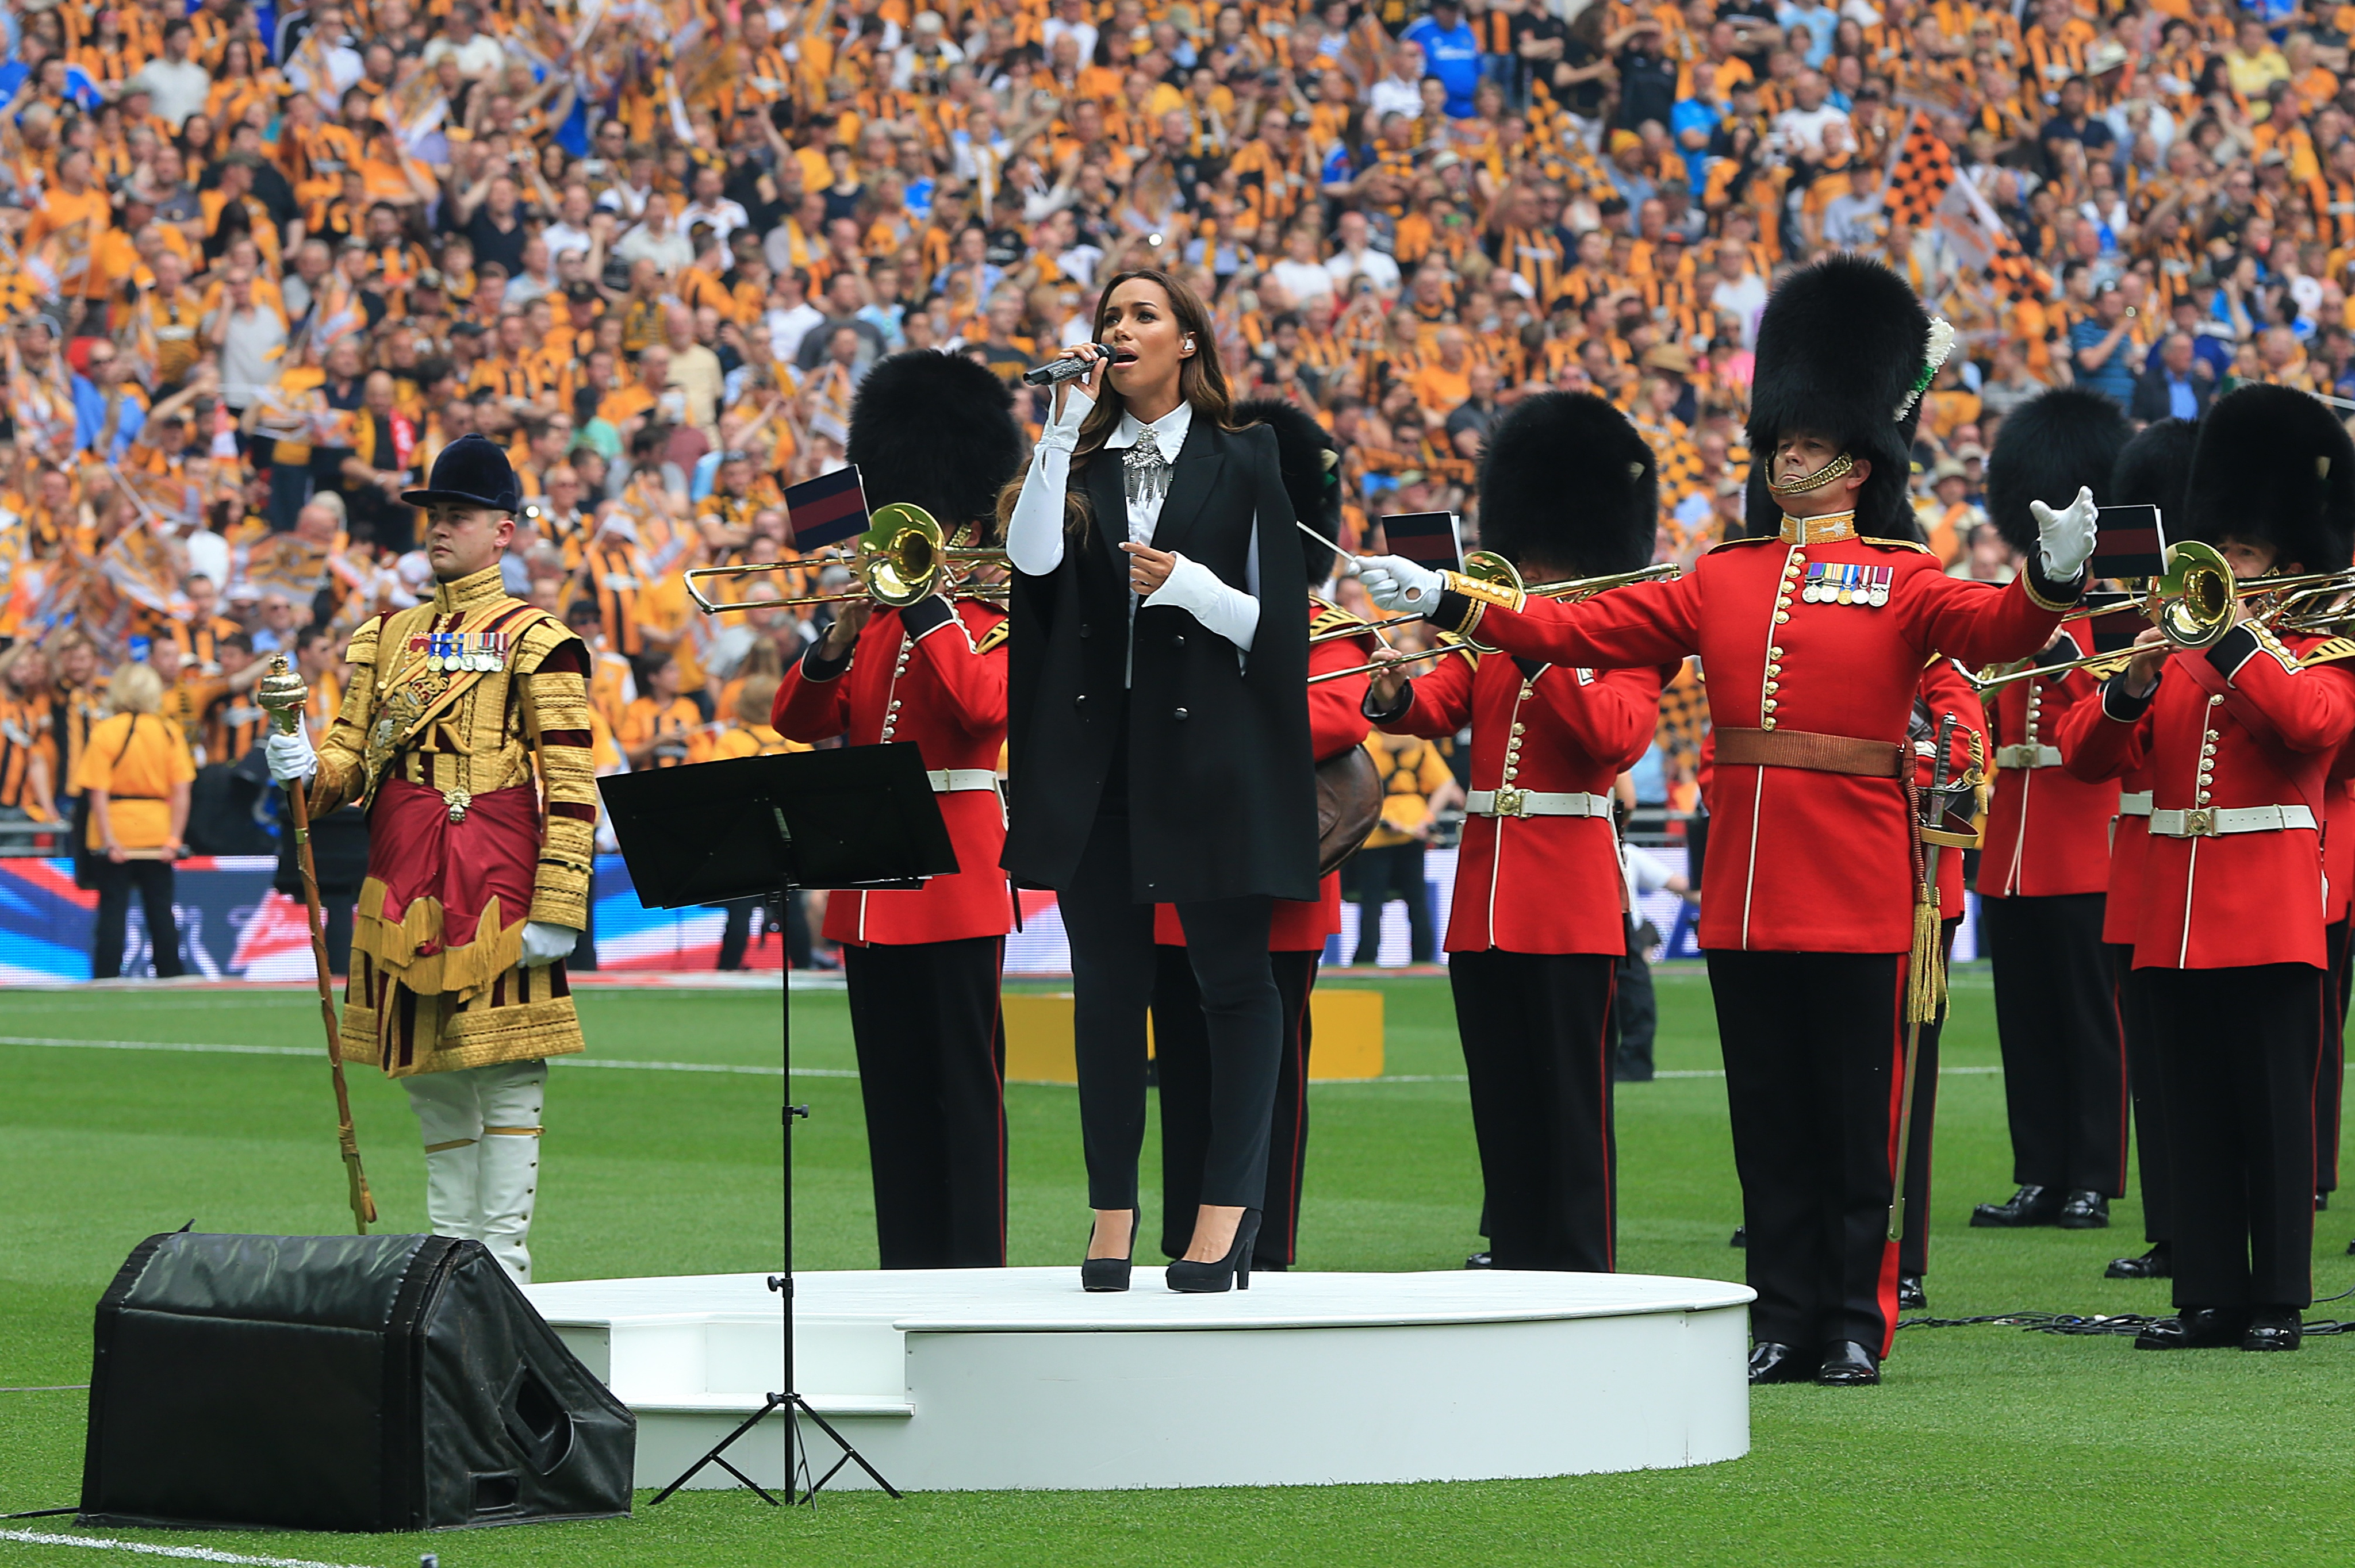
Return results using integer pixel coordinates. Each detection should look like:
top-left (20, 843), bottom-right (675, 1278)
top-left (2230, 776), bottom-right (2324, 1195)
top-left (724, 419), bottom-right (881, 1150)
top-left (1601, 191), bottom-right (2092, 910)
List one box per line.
top-left (2153, 540), bottom-right (2235, 650)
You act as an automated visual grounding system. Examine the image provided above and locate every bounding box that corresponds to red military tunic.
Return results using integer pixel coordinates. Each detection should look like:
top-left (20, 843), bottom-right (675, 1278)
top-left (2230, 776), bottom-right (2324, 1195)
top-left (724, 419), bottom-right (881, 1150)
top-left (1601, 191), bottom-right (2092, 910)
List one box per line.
top-left (773, 599), bottom-right (1013, 945)
top-left (1978, 638), bottom-right (2115, 898)
top-left (2062, 626), bottom-right (2355, 971)
top-left (1376, 647), bottom-right (1660, 955)
top-left (1917, 654), bottom-right (1987, 920)
top-left (1440, 526), bottom-right (2074, 953)
top-left (1155, 598), bottom-right (1375, 951)
top-left (2055, 690), bottom-right (2158, 944)
top-left (2327, 749), bottom-right (2355, 925)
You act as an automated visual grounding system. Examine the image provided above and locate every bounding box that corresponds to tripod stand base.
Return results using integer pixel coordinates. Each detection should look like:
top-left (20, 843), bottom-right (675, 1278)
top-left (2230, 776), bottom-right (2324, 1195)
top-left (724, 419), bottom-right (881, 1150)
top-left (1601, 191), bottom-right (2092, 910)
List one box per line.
top-left (649, 1392), bottom-right (901, 1505)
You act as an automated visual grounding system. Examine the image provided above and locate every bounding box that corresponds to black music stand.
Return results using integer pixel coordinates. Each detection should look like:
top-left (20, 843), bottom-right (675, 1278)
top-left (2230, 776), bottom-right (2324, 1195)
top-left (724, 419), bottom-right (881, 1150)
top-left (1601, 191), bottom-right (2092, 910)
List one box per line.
top-left (599, 744), bottom-right (958, 1505)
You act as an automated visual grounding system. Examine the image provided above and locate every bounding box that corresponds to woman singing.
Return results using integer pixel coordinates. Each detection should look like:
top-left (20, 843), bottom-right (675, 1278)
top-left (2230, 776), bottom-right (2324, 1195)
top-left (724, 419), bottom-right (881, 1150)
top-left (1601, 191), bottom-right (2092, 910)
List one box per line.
top-left (1004, 269), bottom-right (1317, 1293)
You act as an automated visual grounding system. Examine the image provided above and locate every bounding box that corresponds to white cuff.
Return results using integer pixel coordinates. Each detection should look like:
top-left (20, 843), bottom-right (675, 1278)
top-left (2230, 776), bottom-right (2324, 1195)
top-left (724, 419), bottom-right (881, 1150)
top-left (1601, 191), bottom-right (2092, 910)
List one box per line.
top-left (1038, 385), bottom-right (1094, 453)
top-left (1146, 552), bottom-right (1259, 652)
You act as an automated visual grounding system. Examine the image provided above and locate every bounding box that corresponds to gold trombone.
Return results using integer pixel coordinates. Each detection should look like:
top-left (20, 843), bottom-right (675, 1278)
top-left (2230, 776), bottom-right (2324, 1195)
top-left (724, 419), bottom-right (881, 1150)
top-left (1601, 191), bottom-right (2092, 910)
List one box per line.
top-left (1970, 541), bottom-right (2355, 690)
top-left (1308, 554), bottom-right (1679, 683)
top-left (684, 504), bottom-right (1007, 614)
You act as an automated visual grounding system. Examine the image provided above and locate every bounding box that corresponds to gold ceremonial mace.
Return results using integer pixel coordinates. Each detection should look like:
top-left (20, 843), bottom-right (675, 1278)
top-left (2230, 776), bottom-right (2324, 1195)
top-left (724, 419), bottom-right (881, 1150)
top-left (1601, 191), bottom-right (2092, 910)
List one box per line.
top-left (258, 655), bottom-right (378, 1235)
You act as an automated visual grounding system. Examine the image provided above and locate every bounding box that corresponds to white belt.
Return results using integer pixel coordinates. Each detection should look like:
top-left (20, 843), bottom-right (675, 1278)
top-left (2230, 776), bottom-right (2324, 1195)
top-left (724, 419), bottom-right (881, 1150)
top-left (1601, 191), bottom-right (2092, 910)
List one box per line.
top-left (2118, 790), bottom-right (2153, 817)
top-left (1995, 743), bottom-right (2063, 769)
top-left (1465, 787), bottom-right (1613, 819)
top-left (927, 768), bottom-right (999, 793)
top-left (2147, 804), bottom-right (2316, 838)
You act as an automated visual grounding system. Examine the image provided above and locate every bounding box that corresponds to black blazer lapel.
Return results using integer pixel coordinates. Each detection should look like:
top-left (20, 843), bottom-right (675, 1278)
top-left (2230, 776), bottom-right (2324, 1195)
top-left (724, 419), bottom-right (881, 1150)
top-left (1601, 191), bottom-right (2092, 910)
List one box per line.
top-left (1145, 418), bottom-right (1224, 559)
top-left (1080, 452), bottom-right (1127, 592)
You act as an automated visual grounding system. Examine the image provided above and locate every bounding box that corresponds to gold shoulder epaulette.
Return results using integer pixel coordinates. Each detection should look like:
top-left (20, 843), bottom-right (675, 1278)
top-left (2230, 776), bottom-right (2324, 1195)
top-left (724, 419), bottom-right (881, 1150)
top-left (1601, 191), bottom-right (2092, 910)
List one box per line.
top-left (1859, 536), bottom-right (1936, 555)
top-left (974, 621), bottom-right (1010, 656)
top-left (512, 612), bottom-right (575, 670)
top-left (2298, 636), bottom-right (2355, 668)
top-left (1309, 597), bottom-right (1371, 641)
top-left (1704, 536), bottom-right (1775, 555)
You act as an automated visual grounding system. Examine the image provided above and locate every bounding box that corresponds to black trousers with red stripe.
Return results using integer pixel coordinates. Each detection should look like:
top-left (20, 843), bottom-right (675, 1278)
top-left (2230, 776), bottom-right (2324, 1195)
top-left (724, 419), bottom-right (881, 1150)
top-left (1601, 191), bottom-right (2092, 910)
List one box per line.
top-left (2113, 943), bottom-right (2171, 1245)
top-left (2141, 963), bottom-right (2320, 1311)
top-left (1981, 892), bottom-right (2127, 1195)
top-left (2319, 918), bottom-right (2349, 1196)
top-left (1898, 917), bottom-right (1961, 1279)
top-left (1154, 947), bottom-right (1317, 1266)
top-left (841, 935), bottom-right (1008, 1269)
top-left (1449, 949), bottom-right (1617, 1274)
top-left (1706, 949), bottom-right (1904, 1355)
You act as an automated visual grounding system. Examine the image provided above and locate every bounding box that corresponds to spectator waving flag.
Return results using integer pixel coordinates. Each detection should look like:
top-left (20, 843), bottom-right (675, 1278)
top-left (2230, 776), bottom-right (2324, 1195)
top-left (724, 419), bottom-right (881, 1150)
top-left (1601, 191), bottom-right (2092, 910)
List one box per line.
top-left (784, 465), bottom-right (870, 551)
top-left (1887, 118), bottom-right (1957, 233)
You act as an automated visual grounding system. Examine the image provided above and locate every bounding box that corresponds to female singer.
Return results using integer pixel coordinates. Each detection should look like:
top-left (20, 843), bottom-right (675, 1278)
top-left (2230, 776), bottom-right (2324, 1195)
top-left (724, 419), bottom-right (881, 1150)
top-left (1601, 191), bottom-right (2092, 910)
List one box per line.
top-left (1003, 269), bottom-right (1317, 1293)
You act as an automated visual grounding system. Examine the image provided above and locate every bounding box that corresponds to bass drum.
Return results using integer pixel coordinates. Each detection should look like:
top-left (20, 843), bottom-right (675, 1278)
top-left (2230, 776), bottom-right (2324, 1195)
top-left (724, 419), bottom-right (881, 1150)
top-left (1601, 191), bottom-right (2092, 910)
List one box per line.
top-left (1314, 746), bottom-right (1382, 876)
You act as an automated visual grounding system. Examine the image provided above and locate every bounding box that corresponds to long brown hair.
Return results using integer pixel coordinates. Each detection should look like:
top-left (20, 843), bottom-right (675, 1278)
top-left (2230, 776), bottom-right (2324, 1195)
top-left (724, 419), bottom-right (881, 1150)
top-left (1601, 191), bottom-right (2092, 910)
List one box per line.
top-left (1072, 268), bottom-right (1236, 468)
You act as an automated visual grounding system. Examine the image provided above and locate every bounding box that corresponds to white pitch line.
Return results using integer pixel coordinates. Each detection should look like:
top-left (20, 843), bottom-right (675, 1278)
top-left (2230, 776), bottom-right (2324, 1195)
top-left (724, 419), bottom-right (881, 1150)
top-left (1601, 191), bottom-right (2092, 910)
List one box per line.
top-left (0, 1530), bottom-right (378, 1568)
top-left (0, 1036), bottom-right (2004, 1083)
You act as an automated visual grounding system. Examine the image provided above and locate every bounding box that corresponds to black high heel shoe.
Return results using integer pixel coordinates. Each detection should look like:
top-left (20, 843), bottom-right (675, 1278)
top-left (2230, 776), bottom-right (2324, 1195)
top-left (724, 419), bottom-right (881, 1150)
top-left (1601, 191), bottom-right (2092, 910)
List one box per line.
top-left (1081, 1208), bottom-right (1138, 1293)
top-left (1167, 1209), bottom-right (1263, 1294)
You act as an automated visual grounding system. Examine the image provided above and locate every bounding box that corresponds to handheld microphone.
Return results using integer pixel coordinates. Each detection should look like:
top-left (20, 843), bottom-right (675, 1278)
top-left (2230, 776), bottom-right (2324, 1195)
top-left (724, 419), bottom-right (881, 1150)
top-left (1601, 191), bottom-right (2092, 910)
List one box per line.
top-left (1023, 345), bottom-right (1116, 386)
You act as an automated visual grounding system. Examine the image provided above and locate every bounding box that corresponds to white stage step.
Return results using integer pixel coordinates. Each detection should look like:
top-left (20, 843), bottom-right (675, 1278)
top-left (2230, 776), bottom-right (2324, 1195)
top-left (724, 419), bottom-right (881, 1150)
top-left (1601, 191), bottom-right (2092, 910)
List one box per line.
top-left (524, 1268), bottom-right (1755, 1492)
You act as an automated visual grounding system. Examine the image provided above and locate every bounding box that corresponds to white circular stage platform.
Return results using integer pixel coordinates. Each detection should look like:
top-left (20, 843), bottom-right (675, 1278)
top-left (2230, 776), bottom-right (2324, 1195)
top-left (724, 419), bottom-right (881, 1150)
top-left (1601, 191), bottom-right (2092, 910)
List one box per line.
top-left (523, 1268), bottom-right (1756, 1492)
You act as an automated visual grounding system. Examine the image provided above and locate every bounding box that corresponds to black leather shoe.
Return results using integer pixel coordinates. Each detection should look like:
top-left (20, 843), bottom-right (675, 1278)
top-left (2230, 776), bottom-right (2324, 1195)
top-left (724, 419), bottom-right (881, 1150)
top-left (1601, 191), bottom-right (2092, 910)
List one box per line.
top-left (1817, 1341), bottom-right (1880, 1386)
top-left (2242, 1308), bottom-right (2303, 1352)
top-left (2105, 1242), bottom-right (2171, 1279)
top-left (1081, 1207), bottom-right (1140, 1293)
top-left (2057, 1190), bottom-right (2111, 1229)
top-left (1971, 1184), bottom-right (2061, 1227)
top-left (1168, 1209), bottom-right (1263, 1293)
top-left (1897, 1275), bottom-right (1927, 1312)
top-left (2317, 1190), bottom-right (2331, 1213)
top-left (1464, 1250), bottom-right (1493, 1269)
top-left (1747, 1342), bottom-right (1812, 1385)
top-left (1729, 1225), bottom-right (1747, 1248)
top-left (2134, 1306), bottom-right (2246, 1350)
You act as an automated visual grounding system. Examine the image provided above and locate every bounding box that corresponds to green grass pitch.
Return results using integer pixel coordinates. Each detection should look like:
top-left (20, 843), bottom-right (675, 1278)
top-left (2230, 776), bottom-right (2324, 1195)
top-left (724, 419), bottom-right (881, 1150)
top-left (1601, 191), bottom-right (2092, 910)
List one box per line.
top-left (2, 968), bottom-right (2351, 1567)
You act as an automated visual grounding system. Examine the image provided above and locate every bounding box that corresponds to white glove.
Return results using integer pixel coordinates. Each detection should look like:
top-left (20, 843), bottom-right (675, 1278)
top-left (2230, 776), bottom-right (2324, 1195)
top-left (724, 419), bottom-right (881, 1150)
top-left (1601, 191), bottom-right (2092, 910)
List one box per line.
top-left (265, 727), bottom-right (317, 783)
top-left (1039, 380), bottom-right (1095, 454)
top-left (519, 920), bottom-right (580, 967)
top-left (2030, 485), bottom-right (2098, 581)
top-left (1349, 554), bottom-right (1444, 613)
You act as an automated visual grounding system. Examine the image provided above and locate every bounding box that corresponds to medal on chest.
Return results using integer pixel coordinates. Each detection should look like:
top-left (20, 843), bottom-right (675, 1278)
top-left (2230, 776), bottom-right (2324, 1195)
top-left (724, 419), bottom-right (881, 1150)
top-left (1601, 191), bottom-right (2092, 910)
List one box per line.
top-left (1800, 563), bottom-right (1892, 608)
top-left (409, 627), bottom-right (512, 674)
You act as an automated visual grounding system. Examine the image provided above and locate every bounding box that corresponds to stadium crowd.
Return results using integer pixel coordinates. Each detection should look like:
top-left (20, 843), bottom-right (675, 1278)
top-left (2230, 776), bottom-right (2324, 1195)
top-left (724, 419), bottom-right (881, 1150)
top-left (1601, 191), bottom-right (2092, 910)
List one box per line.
top-left (0, 0), bottom-right (2349, 859)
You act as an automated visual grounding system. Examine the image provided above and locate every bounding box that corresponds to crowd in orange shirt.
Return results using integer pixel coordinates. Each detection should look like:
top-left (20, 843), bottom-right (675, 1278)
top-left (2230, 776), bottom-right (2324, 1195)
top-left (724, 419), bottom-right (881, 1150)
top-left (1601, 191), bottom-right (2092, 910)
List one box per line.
top-left (1, 0), bottom-right (2353, 829)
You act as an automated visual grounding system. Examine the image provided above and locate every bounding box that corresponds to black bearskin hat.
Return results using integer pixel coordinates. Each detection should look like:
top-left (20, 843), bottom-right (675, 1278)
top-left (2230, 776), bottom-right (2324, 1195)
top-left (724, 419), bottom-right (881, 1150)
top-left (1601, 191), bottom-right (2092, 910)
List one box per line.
top-left (2183, 385), bottom-right (2355, 573)
top-left (1984, 389), bottom-right (2131, 557)
top-left (1236, 397), bottom-right (1343, 581)
top-left (2109, 417), bottom-right (2199, 525)
top-left (1478, 391), bottom-right (1656, 578)
top-left (1743, 255), bottom-right (1945, 541)
top-left (845, 351), bottom-right (1026, 541)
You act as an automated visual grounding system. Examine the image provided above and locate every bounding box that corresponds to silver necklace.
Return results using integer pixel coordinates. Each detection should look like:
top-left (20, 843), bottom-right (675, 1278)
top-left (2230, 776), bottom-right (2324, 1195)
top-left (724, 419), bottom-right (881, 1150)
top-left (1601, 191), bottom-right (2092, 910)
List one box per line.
top-left (1122, 426), bottom-right (1172, 509)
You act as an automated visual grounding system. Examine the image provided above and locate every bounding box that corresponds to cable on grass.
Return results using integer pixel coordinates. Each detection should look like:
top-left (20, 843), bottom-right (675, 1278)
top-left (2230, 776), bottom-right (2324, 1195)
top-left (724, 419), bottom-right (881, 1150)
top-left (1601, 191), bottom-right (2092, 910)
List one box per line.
top-left (1898, 1280), bottom-right (2355, 1338)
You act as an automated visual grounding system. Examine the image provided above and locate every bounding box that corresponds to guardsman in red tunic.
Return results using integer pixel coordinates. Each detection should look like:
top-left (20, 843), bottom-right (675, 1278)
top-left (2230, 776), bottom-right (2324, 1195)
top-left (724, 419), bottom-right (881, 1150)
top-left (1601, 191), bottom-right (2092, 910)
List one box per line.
top-left (1351, 258), bottom-right (2094, 1384)
top-left (1150, 400), bottom-right (1372, 1273)
top-left (2058, 418), bottom-right (2200, 1282)
top-left (2321, 741), bottom-right (2354, 1224)
top-left (1897, 653), bottom-right (1988, 1313)
top-left (2065, 386), bottom-right (2355, 1352)
top-left (1367, 393), bottom-right (1665, 1274)
top-left (770, 354), bottom-right (1022, 1269)
top-left (1969, 390), bottom-right (2134, 1233)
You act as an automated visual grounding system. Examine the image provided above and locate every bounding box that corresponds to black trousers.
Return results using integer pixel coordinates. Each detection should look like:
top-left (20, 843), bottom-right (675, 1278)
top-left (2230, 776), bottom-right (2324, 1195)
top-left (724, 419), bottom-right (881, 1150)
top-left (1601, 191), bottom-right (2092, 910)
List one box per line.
top-left (1981, 893), bottom-right (2127, 1195)
top-left (2320, 918), bottom-right (2349, 1196)
top-left (91, 859), bottom-right (183, 980)
top-left (1706, 948), bottom-right (1904, 1354)
top-left (1451, 949), bottom-right (1618, 1273)
top-left (1610, 916), bottom-right (1660, 1082)
top-left (2141, 964), bottom-right (2320, 1310)
top-left (1155, 947), bottom-right (1317, 1265)
top-left (1346, 841), bottom-right (1434, 964)
top-left (717, 897), bottom-right (767, 970)
top-left (1898, 917), bottom-right (1962, 1279)
top-left (1063, 809), bottom-right (1280, 1212)
top-left (2112, 943), bottom-right (2171, 1245)
top-left (841, 936), bottom-right (1008, 1268)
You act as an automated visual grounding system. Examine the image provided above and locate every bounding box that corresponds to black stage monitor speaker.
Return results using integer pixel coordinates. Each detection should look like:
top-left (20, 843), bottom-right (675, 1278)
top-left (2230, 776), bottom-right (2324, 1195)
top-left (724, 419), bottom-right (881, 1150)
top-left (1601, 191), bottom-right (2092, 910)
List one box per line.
top-left (79, 1232), bottom-right (635, 1533)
